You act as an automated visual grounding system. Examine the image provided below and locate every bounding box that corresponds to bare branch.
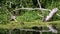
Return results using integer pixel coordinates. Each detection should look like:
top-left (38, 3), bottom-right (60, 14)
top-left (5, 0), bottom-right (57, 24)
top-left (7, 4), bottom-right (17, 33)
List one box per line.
top-left (43, 8), bottom-right (58, 22)
top-left (13, 8), bottom-right (50, 11)
top-left (19, 29), bottom-right (50, 32)
top-left (37, 0), bottom-right (41, 9)
top-left (47, 25), bottom-right (58, 33)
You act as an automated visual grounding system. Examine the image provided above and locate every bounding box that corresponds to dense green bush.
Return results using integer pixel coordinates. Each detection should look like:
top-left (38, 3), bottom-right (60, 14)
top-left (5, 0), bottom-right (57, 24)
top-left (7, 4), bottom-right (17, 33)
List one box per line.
top-left (0, 7), bottom-right (10, 24)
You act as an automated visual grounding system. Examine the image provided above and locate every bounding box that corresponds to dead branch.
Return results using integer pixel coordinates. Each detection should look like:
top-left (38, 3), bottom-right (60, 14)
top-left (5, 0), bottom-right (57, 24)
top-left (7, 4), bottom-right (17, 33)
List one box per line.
top-left (43, 8), bottom-right (58, 22)
top-left (19, 29), bottom-right (50, 32)
top-left (47, 25), bottom-right (58, 33)
top-left (37, 0), bottom-right (41, 9)
top-left (43, 8), bottom-right (58, 34)
top-left (13, 8), bottom-right (51, 11)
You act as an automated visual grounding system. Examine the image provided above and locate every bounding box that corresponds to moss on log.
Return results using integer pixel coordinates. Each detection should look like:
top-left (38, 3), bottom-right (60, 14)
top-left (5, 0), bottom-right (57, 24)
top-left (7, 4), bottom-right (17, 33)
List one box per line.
top-left (0, 20), bottom-right (60, 29)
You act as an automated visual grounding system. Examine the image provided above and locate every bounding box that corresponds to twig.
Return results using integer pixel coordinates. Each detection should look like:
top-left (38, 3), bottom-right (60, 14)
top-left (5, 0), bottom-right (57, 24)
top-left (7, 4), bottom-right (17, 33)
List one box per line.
top-left (56, 14), bottom-right (60, 17)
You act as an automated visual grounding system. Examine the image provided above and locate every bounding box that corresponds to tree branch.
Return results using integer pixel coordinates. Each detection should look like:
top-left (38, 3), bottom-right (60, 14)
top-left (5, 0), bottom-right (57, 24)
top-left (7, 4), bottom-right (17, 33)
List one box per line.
top-left (47, 25), bottom-right (58, 33)
top-left (13, 8), bottom-right (51, 11)
top-left (43, 8), bottom-right (58, 22)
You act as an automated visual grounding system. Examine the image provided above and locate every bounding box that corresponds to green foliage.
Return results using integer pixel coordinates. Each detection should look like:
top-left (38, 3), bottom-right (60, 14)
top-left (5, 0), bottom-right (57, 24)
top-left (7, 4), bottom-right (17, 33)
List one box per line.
top-left (0, 0), bottom-right (60, 34)
top-left (0, 0), bottom-right (60, 23)
top-left (0, 7), bottom-right (10, 24)
top-left (16, 11), bottom-right (41, 22)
